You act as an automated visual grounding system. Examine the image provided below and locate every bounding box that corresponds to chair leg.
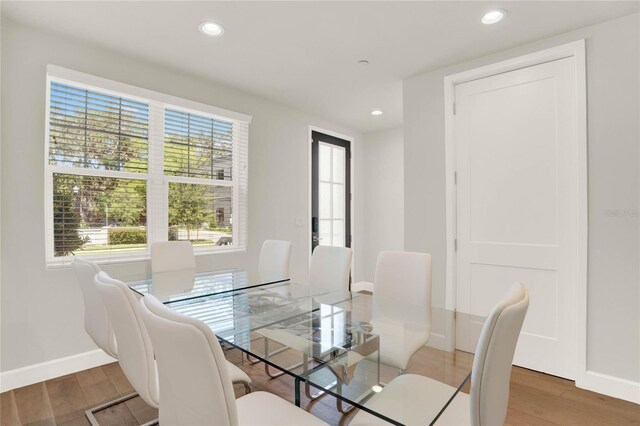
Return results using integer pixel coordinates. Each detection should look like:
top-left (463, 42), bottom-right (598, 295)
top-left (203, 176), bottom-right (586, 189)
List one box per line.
top-left (305, 382), bottom-right (333, 401)
top-left (336, 397), bottom-right (357, 414)
top-left (246, 348), bottom-right (289, 365)
top-left (264, 360), bottom-right (305, 378)
top-left (246, 353), bottom-right (261, 364)
top-left (85, 392), bottom-right (158, 426)
top-left (336, 385), bottom-right (377, 415)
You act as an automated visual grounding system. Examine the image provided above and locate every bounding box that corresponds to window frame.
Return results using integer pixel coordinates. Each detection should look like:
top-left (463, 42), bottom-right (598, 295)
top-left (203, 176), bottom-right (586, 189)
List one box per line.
top-left (44, 66), bottom-right (251, 266)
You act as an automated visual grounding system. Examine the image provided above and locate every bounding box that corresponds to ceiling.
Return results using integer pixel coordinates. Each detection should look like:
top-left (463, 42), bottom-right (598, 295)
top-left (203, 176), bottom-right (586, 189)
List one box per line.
top-left (3, 1), bottom-right (638, 133)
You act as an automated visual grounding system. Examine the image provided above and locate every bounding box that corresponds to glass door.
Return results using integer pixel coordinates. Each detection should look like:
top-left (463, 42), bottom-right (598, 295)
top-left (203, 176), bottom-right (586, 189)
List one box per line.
top-left (311, 131), bottom-right (351, 251)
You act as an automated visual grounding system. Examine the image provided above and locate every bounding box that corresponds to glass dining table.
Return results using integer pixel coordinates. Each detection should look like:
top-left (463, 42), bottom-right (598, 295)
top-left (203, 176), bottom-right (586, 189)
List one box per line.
top-left (126, 268), bottom-right (473, 426)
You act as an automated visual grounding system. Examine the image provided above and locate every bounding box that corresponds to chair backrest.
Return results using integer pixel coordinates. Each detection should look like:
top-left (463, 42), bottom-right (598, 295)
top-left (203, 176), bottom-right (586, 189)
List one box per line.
top-left (71, 257), bottom-right (117, 357)
top-left (94, 272), bottom-right (159, 408)
top-left (372, 251), bottom-right (432, 328)
top-left (309, 246), bottom-right (353, 292)
top-left (139, 294), bottom-right (239, 426)
top-left (470, 282), bottom-right (529, 426)
top-left (151, 241), bottom-right (196, 274)
top-left (258, 240), bottom-right (292, 282)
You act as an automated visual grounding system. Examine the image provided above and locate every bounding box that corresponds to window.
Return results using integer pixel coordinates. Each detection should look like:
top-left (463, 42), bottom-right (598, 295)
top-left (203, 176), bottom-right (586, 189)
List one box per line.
top-left (45, 66), bottom-right (250, 265)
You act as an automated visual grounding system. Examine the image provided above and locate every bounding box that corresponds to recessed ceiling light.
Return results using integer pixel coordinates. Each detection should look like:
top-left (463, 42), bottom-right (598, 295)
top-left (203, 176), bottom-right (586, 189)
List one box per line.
top-left (372, 385), bottom-right (383, 393)
top-left (481, 9), bottom-right (507, 25)
top-left (370, 110), bottom-right (383, 116)
top-left (199, 21), bottom-right (225, 37)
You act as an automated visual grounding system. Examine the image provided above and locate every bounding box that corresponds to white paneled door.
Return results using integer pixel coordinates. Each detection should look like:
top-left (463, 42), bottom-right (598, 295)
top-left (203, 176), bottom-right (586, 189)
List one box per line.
top-left (454, 57), bottom-right (579, 379)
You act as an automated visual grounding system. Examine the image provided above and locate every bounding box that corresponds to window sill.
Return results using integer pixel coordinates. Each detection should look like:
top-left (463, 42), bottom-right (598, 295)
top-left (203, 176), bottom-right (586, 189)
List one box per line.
top-left (46, 246), bottom-right (246, 270)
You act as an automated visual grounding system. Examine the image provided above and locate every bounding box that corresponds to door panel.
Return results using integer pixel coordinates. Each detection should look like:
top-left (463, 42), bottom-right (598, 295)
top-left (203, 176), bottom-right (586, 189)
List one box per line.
top-left (454, 57), bottom-right (578, 379)
top-left (311, 132), bottom-right (351, 251)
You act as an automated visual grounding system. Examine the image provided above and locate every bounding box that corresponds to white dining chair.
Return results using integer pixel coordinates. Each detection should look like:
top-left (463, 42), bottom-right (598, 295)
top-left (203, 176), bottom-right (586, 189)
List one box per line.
top-left (72, 258), bottom-right (142, 424)
top-left (309, 245), bottom-right (353, 292)
top-left (350, 282), bottom-right (530, 426)
top-left (257, 245), bottom-right (353, 378)
top-left (244, 240), bottom-right (291, 365)
top-left (139, 293), bottom-right (329, 426)
top-left (71, 257), bottom-right (118, 358)
top-left (94, 271), bottom-right (160, 426)
top-left (258, 240), bottom-right (292, 283)
top-left (150, 241), bottom-right (196, 274)
top-left (94, 272), bottom-right (252, 426)
top-left (370, 250), bottom-right (433, 372)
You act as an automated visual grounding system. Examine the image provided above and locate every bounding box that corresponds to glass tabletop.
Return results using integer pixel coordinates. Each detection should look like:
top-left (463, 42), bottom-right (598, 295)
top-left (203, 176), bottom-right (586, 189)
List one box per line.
top-left (126, 276), bottom-right (474, 426)
top-left (127, 267), bottom-right (289, 304)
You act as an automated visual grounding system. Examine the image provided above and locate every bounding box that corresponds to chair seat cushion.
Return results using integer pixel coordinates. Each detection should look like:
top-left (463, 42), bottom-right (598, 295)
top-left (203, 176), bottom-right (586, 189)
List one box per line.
top-left (350, 374), bottom-right (470, 426)
top-left (237, 391), bottom-right (328, 426)
top-left (226, 361), bottom-right (251, 385)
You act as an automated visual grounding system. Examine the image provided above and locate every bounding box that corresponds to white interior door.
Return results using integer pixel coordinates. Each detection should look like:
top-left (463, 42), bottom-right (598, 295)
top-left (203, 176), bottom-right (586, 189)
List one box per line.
top-left (454, 57), bottom-right (579, 379)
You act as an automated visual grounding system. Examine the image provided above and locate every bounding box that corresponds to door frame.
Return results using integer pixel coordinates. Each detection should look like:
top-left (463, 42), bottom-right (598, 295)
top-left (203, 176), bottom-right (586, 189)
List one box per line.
top-left (443, 40), bottom-right (588, 384)
top-left (307, 126), bottom-right (356, 269)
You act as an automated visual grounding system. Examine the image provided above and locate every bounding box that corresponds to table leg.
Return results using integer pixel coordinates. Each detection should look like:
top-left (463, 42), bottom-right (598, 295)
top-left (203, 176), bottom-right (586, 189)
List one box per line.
top-left (294, 378), bottom-right (301, 407)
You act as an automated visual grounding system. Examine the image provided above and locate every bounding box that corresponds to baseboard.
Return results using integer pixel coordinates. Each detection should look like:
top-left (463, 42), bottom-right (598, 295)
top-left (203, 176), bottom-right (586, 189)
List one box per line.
top-left (426, 332), bottom-right (447, 351)
top-left (0, 349), bottom-right (116, 392)
top-left (578, 370), bottom-right (640, 404)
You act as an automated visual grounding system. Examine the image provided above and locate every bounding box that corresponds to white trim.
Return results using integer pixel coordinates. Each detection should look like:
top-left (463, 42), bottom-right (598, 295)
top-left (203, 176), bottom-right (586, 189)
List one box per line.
top-left (307, 126), bottom-right (356, 274)
top-left (351, 281), bottom-right (373, 293)
top-left (443, 40), bottom-right (588, 379)
top-left (573, 42), bottom-right (589, 391)
top-left (44, 76), bottom-right (54, 261)
top-left (47, 65), bottom-right (252, 123)
top-left (45, 246), bottom-right (246, 269)
top-left (581, 371), bottom-right (640, 405)
top-left (165, 175), bottom-right (233, 187)
top-left (425, 332), bottom-right (447, 351)
top-left (48, 165), bottom-right (148, 181)
top-left (0, 349), bottom-right (115, 393)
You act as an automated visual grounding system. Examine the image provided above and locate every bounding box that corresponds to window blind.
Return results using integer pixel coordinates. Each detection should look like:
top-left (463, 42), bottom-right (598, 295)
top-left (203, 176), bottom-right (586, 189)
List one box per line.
top-left (164, 108), bottom-right (233, 180)
top-left (163, 108), bottom-right (246, 248)
top-left (49, 81), bottom-right (149, 172)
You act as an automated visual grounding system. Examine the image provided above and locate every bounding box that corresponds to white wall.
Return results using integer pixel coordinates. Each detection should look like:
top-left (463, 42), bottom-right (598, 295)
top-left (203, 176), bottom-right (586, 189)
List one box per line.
top-left (359, 126), bottom-right (404, 282)
top-left (0, 18), bottom-right (364, 374)
top-left (404, 13), bottom-right (639, 385)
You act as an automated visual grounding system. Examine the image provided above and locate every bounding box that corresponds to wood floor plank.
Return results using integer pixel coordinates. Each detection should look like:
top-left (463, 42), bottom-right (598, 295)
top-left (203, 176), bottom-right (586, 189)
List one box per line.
top-left (510, 367), bottom-right (571, 397)
top-left (123, 397), bottom-right (158, 425)
top-left (1, 391), bottom-right (22, 426)
top-left (76, 362), bottom-right (141, 425)
top-left (92, 401), bottom-right (139, 426)
top-left (99, 362), bottom-right (159, 425)
top-left (12, 383), bottom-right (55, 426)
top-left (45, 373), bottom-right (89, 425)
top-left (559, 387), bottom-right (640, 425)
top-left (508, 380), bottom-right (628, 426)
top-left (101, 363), bottom-right (134, 396)
top-left (505, 407), bottom-right (556, 426)
top-left (75, 364), bottom-right (119, 406)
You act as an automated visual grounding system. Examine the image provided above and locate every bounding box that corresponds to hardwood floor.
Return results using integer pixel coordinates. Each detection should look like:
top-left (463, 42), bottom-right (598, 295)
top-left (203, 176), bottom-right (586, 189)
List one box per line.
top-left (2, 347), bottom-right (639, 426)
